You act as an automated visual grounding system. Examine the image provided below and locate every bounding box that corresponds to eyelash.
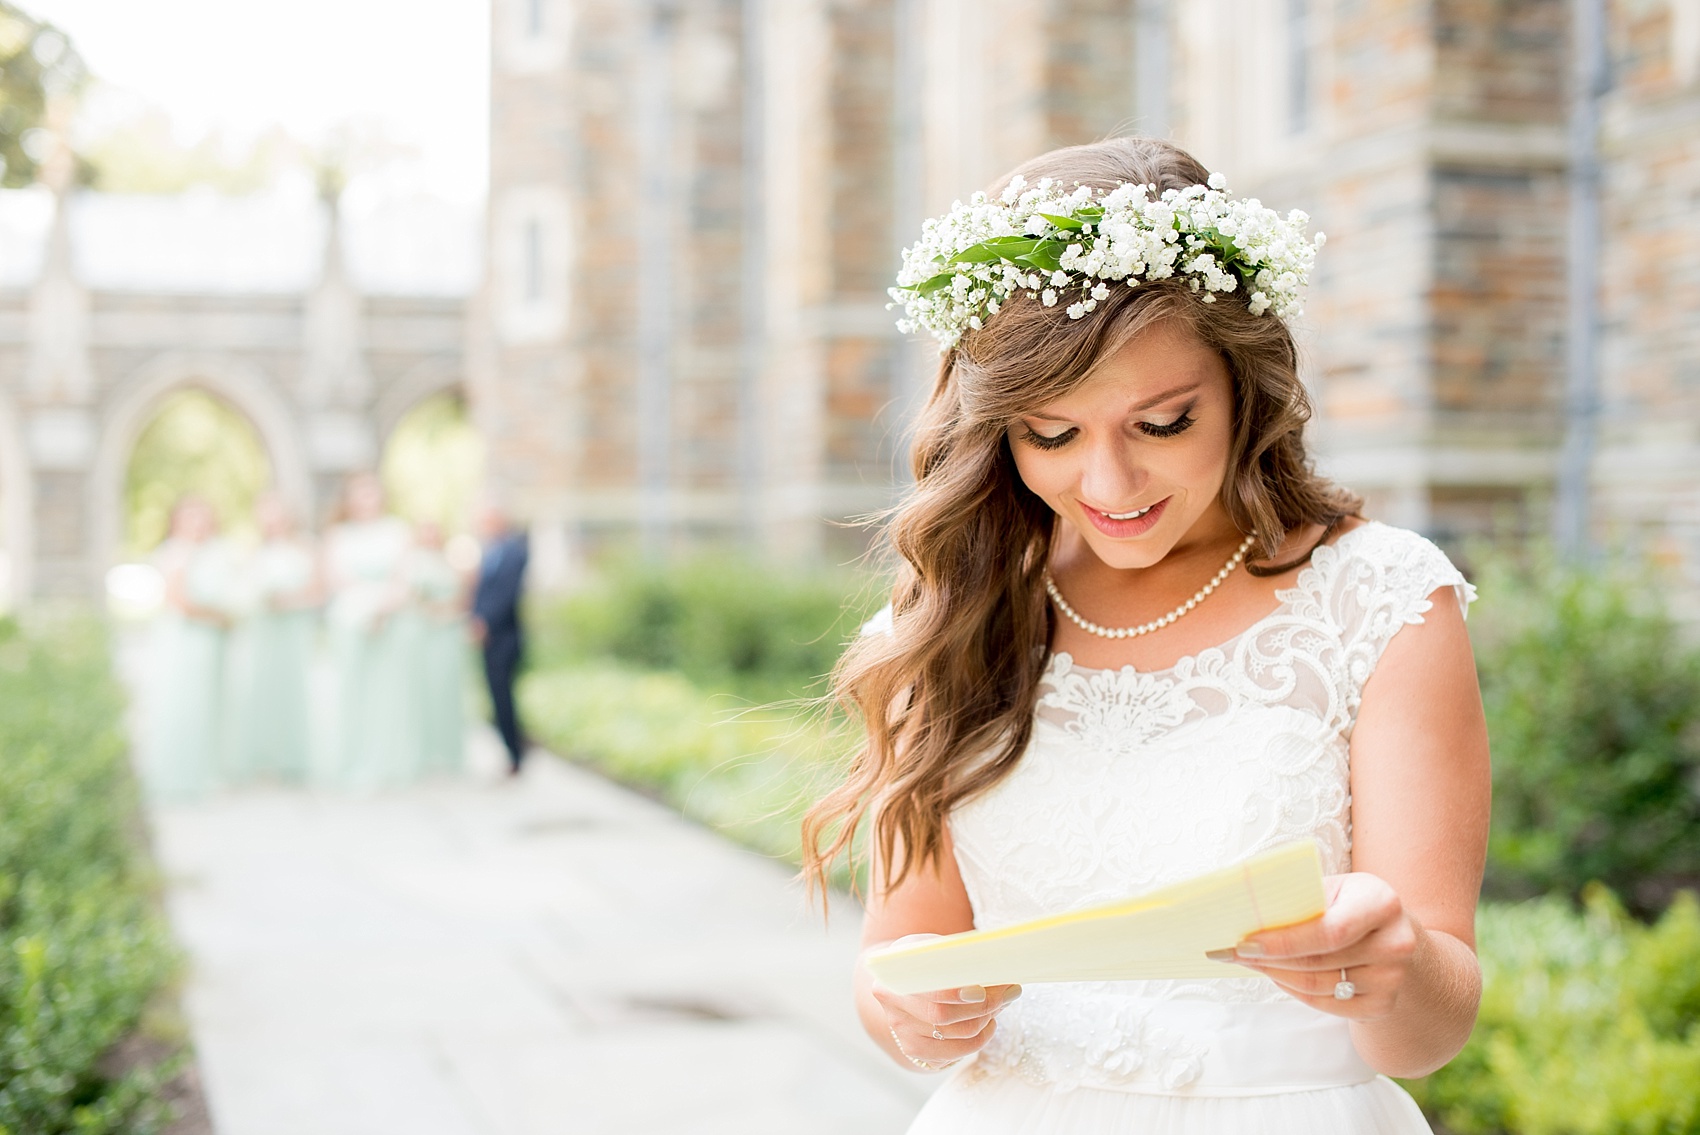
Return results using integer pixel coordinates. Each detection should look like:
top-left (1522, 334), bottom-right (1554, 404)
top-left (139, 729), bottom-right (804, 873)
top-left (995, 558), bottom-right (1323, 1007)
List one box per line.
top-left (1018, 409), bottom-right (1197, 450)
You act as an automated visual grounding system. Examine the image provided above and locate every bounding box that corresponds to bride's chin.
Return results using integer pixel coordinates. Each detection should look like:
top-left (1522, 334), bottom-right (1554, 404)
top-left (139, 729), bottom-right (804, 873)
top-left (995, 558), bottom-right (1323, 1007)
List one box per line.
top-left (1075, 531), bottom-right (1173, 572)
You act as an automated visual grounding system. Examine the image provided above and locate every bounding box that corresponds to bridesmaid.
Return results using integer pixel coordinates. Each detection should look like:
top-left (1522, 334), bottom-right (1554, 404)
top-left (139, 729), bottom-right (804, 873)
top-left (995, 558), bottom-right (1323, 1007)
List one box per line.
top-left (320, 473), bottom-right (415, 791)
top-left (226, 492), bottom-right (319, 786)
top-left (401, 520), bottom-right (470, 776)
top-left (144, 494), bottom-right (237, 803)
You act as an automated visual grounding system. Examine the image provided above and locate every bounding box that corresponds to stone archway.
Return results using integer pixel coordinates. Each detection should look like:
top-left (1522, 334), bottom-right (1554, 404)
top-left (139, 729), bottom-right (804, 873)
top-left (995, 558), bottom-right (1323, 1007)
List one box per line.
top-left (373, 355), bottom-right (466, 447)
top-left (0, 391), bottom-right (35, 605)
top-left (88, 351), bottom-right (312, 569)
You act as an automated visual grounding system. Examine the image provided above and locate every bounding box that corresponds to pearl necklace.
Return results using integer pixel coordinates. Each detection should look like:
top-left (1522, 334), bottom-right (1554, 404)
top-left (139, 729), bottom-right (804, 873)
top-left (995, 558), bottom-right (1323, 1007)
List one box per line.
top-left (1044, 533), bottom-right (1257, 639)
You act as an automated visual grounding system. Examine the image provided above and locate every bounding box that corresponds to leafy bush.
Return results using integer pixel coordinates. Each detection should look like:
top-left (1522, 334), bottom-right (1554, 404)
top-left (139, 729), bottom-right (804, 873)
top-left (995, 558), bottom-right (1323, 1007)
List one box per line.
top-left (517, 662), bottom-right (856, 888)
top-left (527, 555), bottom-right (881, 700)
top-left (1470, 553), bottom-right (1700, 915)
top-left (0, 616), bottom-right (176, 1134)
top-left (1403, 889), bottom-right (1700, 1135)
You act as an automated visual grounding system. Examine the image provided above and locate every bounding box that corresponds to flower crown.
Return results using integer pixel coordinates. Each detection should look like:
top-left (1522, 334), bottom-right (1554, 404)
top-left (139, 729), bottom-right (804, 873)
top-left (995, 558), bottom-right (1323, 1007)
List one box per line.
top-left (889, 172), bottom-right (1325, 350)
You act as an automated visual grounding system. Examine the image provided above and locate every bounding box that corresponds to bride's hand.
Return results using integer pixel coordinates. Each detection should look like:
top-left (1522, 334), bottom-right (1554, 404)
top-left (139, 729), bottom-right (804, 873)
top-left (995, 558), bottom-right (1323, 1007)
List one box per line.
top-left (869, 934), bottom-right (1022, 1071)
top-left (1222, 872), bottom-right (1421, 1020)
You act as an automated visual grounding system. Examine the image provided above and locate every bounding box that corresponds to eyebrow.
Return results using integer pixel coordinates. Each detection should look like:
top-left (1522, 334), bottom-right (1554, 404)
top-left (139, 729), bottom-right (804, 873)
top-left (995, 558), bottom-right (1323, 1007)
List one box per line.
top-left (1026, 382), bottom-right (1203, 422)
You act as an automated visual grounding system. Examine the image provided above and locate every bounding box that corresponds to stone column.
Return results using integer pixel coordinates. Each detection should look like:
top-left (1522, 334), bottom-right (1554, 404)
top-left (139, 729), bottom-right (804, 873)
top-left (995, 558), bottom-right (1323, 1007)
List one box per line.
top-left (1596, 0), bottom-right (1700, 618)
top-left (301, 187), bottom-right (379, 520)
top-left (23, 130), bottom-right (97, 597)
top-left (760, 0), bottom-right (903, 560)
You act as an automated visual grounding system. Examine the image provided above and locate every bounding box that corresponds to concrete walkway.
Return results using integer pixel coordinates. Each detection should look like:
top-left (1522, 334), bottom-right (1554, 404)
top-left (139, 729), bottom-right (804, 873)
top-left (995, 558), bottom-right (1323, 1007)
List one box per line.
top-left (147, 734), bottom-right (930, 1135)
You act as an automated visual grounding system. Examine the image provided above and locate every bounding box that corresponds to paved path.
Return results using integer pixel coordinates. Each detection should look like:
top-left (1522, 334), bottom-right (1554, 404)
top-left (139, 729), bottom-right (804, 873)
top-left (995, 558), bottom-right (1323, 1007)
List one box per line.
top-left (147, 733), bottom-right (929, 1135)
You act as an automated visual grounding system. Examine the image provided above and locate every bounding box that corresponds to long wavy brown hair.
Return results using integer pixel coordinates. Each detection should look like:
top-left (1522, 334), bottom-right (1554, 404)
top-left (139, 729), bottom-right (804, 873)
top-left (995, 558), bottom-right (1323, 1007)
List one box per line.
top-left (801, 137), bottom-right (1361, 897)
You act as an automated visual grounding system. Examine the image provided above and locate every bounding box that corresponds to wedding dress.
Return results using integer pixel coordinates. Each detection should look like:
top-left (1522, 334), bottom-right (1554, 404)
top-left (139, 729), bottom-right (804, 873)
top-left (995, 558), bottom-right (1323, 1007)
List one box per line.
top-left (908, 522), bottom-right (1473, 1134)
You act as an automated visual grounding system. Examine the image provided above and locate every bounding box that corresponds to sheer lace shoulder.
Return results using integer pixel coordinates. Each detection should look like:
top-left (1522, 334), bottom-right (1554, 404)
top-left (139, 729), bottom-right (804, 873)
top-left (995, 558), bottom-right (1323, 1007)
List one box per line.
top-left (1311, 522), bottom-right (1474, 629)
top-left (1298, 523), bottom-right (1476, 699)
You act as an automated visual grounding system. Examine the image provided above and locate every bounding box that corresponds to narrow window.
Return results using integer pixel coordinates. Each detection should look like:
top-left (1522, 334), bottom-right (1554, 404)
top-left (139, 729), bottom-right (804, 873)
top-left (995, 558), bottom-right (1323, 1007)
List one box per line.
top-left (524, 218), bottom-right (543, 302)
top-left (1287, 0), bottom-right (1311, 135)
top-left (527, 0), bottom-right (544, 38)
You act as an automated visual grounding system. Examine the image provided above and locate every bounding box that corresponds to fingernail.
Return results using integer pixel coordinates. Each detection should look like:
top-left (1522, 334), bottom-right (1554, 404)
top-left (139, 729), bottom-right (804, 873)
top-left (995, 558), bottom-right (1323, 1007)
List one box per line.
top-left (1235, 941), bottom-right (1266, 958)
top-left (958, 985), bottom-right (986, 1003)
top-left (1204, 948), bottom-right (1235, 962)
top-left (1007, 985), bottom-right (1023, 1001)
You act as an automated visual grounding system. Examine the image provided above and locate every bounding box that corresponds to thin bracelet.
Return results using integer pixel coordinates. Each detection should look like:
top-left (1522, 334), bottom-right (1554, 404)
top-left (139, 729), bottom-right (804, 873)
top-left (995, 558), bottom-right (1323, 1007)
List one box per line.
top-left (888, 1026), bottom-right (956, 1073)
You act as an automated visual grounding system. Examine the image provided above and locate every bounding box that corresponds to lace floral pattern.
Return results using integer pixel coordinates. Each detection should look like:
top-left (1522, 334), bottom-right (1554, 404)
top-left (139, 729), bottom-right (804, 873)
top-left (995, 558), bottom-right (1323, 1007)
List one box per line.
top-left (966, 984), bottom-right (1208, 1092)
top-left (949, 523), bottom-right (1474, 1090)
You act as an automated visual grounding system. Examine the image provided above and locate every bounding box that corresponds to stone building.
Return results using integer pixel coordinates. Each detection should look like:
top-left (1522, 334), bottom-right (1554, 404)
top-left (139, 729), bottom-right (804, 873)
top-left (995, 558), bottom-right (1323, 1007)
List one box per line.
top-left (474, 0), bottom-right (1700, 593)
top-left (4, 0), bottom-right (1694, 602)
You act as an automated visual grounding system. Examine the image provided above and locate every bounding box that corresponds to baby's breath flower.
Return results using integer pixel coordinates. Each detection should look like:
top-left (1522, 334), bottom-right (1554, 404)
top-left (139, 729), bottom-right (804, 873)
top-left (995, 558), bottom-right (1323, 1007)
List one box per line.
top-left (889, 172), bottom-right (1322, 349)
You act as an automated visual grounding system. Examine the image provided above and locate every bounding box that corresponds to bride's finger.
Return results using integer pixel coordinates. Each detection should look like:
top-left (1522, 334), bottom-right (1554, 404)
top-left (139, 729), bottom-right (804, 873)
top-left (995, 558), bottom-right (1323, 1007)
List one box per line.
top-left (903, 1014), bottom-right (996, 1060)
top-left (895, 1009), bottom-right (996, 1041)
top-left (1234, 872), bottom-right (1403, 961)
top-left (1234, 935), bottom-right (1413, 975)
top-left (1259, 964), bottom-right (1396, 1012)
top-left (894, 983), bottom-right (1023, 1027)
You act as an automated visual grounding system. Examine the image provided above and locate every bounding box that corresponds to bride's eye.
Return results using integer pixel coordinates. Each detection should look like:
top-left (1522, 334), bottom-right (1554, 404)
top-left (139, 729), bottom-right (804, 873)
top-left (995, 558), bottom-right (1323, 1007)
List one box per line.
top-left (1018, 426), bottom-right (1077, 451)
top-left (1137, 410), bottom-right (1196, 439)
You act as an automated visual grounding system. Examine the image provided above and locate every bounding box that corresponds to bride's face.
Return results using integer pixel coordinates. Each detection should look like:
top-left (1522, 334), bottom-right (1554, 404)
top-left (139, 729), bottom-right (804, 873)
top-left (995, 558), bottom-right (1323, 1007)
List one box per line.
top-left (1006, 319), bottom-right (1237, 572)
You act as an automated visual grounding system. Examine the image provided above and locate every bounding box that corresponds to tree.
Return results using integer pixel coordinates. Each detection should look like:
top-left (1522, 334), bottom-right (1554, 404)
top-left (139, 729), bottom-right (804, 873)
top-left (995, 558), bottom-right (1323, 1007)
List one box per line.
top-left (0, 2), bottom-right (87, 188)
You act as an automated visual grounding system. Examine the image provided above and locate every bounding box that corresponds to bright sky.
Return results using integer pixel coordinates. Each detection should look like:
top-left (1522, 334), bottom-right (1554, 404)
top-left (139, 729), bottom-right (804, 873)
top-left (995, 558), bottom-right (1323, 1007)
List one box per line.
top-left (22, 0), bottom-right (491, 205)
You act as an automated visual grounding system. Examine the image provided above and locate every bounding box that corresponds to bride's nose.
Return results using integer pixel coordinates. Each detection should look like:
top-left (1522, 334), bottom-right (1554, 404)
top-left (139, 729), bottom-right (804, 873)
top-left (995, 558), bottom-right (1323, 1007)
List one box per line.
top-left (1078, 438), bottom-right (1148, 505)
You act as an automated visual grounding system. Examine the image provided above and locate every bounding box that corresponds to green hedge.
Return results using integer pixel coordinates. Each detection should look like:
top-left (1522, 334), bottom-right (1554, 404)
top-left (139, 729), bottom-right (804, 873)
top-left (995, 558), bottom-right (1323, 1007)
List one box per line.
top-left (1404, 888), bottom-right (1700, 1135)
top-left (526, 555), bottom-right (880, 699)
top-left (521, 555), bottom-right (877, 888)
top-left (0, 616), bottom-right (176, 1135)
top-left (1469, 553), bottom-right (1700, 916)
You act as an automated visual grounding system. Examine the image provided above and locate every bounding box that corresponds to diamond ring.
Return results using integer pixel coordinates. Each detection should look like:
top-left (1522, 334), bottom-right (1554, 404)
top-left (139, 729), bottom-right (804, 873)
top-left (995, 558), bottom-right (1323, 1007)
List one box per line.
top-left (1333, 967), bottom-right (1356, 1000)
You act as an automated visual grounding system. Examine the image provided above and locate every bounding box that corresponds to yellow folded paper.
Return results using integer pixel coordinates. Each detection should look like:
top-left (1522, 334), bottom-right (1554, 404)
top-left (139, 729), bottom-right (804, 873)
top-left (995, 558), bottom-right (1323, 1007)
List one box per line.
top-left (866, 841), bottom-right (1327, 995)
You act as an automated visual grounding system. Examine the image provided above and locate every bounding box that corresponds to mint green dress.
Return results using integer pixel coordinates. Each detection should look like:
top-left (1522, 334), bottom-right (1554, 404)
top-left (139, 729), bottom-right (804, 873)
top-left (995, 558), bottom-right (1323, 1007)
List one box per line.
top-left (226, 539), bottom-right (317, 785)
top-left (145, 537), bottom-right (237, 803)
top-left (400, 547), bottom-right (468, 776)
top-left (320, 517), bottom-right (416, 792)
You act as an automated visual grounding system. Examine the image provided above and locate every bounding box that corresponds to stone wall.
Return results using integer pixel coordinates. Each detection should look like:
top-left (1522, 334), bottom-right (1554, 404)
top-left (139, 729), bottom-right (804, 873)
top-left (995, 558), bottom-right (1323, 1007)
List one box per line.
top-left (1597, 0), bottom-right (1700, 610)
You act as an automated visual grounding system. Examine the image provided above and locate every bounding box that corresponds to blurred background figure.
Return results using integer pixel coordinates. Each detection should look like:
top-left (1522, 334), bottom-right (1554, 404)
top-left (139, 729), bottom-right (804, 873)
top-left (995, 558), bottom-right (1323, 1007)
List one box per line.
top-left (320, 471), bottom-right (415, 791)
top-left (144, 493), bottom-right (235, 803)
top-left (470, 501), bottom-right (527, 776)
top-left (401, 519), bottom-right (468, 776)
top-left (225, 491), bottom-right (318, 786)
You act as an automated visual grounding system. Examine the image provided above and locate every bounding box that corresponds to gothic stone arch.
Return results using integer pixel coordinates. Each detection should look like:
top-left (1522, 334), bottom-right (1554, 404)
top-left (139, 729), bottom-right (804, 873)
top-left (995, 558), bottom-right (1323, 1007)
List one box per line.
top-left (88, 351), bottom-right (313, 571)
top-left (373, 355), bottom-right (466, 446)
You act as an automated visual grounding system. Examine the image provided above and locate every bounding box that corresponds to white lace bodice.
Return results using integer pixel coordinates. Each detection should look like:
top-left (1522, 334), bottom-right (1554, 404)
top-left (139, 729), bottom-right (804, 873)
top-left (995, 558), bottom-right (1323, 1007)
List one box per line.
top-left (948, 522), bottom-right (1474, 1093)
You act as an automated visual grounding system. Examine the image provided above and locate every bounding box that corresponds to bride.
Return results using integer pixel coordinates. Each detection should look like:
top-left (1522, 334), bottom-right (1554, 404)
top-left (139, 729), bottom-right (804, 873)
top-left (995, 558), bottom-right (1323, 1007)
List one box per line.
top-left (803, 137), bottom-right (1489, 1133)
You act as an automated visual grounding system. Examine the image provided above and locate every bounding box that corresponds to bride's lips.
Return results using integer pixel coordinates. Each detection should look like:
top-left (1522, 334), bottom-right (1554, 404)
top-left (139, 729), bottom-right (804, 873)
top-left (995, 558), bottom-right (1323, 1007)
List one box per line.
top-left (1080, 496), bottom-right (1169, 538)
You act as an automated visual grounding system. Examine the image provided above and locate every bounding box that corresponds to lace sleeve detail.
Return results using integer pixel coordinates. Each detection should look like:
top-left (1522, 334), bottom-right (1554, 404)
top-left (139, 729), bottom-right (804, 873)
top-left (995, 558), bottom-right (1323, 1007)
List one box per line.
top-left (1315, 524), bottom-right (1476, 720)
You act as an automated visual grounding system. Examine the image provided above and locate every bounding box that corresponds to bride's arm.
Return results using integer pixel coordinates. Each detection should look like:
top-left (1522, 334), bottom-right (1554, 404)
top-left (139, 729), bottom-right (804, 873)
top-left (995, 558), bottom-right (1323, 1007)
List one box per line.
top-left (1230, 585), bottom-right (1491, 1078)
top-left (855, 825), bottom-right (1022, 1072)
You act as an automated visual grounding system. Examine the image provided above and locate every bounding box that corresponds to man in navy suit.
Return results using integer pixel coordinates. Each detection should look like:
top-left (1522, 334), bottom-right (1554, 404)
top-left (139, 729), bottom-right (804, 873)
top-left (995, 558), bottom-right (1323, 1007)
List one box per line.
top-left (471, 503), bottom-right (530, 774)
